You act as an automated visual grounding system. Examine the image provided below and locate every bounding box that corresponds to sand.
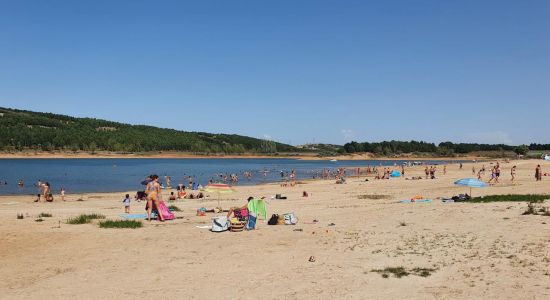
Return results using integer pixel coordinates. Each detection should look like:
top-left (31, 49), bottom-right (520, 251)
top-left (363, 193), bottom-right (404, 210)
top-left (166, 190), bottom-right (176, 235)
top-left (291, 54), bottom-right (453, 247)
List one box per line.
top-left (0, 160), bottom-right (549, 299)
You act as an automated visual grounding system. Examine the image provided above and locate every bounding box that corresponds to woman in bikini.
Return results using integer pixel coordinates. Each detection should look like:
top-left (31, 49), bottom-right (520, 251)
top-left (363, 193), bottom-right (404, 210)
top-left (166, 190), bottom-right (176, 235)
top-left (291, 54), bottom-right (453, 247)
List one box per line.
top-left (146, 175), bottom-right (165, 222)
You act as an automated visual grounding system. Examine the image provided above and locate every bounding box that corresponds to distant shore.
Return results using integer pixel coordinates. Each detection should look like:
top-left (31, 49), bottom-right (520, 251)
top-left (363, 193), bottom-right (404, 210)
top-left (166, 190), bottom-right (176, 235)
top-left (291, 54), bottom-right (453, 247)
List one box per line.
top-left (0, 150), bottom-right (486, 161)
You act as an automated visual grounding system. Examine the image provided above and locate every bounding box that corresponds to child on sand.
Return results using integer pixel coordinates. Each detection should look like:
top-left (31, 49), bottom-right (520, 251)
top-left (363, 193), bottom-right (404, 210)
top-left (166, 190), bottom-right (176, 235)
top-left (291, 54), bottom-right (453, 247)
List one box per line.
top-left (122, 194), bottom-right (131, 213)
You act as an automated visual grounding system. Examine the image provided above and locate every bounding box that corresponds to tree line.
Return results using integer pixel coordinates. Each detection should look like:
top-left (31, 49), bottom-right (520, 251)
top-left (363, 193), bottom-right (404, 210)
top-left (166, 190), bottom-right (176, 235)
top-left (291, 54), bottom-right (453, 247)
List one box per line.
top-left (0, 107), bottom-right (296, 154)
top-left (343, 140), bottom-right (550, 155)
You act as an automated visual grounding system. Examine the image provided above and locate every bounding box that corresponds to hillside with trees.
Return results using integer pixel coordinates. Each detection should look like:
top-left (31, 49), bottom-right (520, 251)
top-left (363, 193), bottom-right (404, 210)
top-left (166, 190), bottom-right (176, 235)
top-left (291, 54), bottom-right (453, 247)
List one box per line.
top-left (0, 107), bottom-right (298, 154)
top-left (342, 140), bottom-right (550, 157)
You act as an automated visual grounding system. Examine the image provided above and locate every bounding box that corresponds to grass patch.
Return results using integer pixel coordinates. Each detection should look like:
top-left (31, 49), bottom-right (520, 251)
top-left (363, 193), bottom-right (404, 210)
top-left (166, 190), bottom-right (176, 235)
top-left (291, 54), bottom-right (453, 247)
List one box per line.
top-left (411, 267), bottom-right (436, 277)
top-left (372, 267), bottom-right (409, 278)
top-left (358, 194), bottom-right (390, 200)
top-left (99, 220), bottom-right (143, 229)
top-left (372, 267), bottom-right (436, 278)
top-left (469, 194), bottom-right (550, 203)
top-left (66, 213), bottom-right (105, 224)
top-left (35, 218), bottom-right (44, 222)
top-left (399, 221), bottom-right (407, 227)
top-left (168, 205), bottom-right (182, 212)
top-left (16, 213), bottom-right (24, 219)
top-left (38, 212), bottom-right (52, 218)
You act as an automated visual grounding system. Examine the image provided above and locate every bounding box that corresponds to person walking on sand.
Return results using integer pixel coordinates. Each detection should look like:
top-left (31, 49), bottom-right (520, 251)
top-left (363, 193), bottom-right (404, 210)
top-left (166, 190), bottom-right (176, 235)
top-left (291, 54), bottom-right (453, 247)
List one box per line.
top-left (443, 165), bottom-right (447, 175)
top-left (535, 165), bottom-right (542, 181)
top-left (511, 166), bottom-right (517, 182)
top-left (487, 167), bottom-right (497, 184)
top-left (122, 193), bottom-right (131, 213)
top-left (60, 187), bottom-right (65, 201)
top-left (146, 175), bottom-right (165, 222)
top-left (472, 166), bottom-right (476, 175)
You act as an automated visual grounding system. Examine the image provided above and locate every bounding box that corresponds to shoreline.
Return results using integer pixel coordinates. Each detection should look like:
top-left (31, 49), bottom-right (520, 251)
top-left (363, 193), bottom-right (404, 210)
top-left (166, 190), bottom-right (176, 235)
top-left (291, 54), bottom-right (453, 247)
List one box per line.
top-left (0, 151), bottom-right (486, 161)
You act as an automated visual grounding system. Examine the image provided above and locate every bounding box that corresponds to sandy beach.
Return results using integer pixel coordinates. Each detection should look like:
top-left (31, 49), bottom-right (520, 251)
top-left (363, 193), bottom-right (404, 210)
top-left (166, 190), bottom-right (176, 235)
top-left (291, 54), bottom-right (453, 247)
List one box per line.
top-left (0, 150), bottom-right (485, 161)
top-left (1, 160), bottom-right (549, 299)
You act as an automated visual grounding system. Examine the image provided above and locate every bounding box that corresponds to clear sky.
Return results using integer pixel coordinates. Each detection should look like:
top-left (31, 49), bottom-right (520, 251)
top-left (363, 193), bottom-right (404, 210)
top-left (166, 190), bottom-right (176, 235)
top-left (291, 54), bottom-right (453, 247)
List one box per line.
top-left (1, 0), bottom-right (549, 146)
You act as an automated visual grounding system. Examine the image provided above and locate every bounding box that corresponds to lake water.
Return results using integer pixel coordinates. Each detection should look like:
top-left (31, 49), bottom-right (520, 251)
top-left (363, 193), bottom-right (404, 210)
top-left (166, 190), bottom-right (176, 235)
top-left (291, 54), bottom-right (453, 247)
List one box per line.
top-left (0, 158), bottom-right (463, 195)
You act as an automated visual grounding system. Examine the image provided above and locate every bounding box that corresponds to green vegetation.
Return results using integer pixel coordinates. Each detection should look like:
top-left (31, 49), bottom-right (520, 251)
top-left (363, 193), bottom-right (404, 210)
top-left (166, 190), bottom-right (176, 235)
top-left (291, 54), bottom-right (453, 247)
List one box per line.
top-left (168, 205), bottom-right (182, 212)
top-left (469, 194), bottom-right (550, 203)
top-left (0, 107), bottom-right (299, 154)
top-left (38, 212), bottom-right (52, 218)
top-left (35, 218), bottom-right (44, 222)
top-left (371, 267), bottom-right (436, 278)
top-left (99, 220), bottom-right (143, 229)
top-left (343, 140), bottom-right (550, 155)
top-left (66, 213), bottom-right (106, 224)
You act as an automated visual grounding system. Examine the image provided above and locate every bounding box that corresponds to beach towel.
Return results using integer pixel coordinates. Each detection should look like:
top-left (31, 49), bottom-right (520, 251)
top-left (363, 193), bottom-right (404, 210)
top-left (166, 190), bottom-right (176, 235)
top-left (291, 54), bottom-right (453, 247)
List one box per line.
top-left (399, 199), bottom-right (432, 203)
top-left (119, 213), bottom-right (149, 219)
top-left (247, 199), bottom-right (267, 219)
top-left (246, 213), bottom-right (257, 230)
top-left (156, 200), bottom-right (175, 220)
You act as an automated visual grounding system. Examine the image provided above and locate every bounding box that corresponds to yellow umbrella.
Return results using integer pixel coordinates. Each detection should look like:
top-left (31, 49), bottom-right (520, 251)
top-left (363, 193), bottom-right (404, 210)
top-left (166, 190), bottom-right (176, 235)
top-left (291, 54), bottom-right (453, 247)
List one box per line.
top-left (204, 183), bottom-right (235, 207)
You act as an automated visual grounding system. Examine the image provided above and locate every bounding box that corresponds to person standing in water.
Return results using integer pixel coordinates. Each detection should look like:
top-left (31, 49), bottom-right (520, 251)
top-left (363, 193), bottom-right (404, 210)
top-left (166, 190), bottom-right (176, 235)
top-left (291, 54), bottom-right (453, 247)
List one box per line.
top-left (146, 175), bottom-right (165, 222)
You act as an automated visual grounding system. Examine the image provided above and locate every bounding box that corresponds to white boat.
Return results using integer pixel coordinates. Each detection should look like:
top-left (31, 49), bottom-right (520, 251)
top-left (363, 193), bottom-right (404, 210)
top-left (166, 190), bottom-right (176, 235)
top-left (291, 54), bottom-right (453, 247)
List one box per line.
top-left (330, 159), bottom-right (338, 162)
top-left (545, 155), bottom-right (550, 161)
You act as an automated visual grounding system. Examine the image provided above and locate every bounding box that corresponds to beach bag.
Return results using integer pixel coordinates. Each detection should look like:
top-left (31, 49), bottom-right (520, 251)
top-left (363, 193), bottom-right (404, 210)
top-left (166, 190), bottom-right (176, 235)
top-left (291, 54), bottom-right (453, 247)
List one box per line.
top-left (284, 213), bottom-right (297, 225)
top-left (246, 213), bottom-right (257, 230)
top-left (211, 216), bottom-right (229, 232)
top-left (268, 214), bottom-right (279, 225)
top-left (230, 219), bottom-right (245, 232)
top-left (196, 207), bottom-right (207, 216)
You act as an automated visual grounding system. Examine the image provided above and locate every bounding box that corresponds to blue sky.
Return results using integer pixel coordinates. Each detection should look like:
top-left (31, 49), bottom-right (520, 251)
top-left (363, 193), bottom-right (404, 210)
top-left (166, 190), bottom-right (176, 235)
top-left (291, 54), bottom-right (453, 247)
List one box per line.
top-left (1, 0), bottom-right (549, 146)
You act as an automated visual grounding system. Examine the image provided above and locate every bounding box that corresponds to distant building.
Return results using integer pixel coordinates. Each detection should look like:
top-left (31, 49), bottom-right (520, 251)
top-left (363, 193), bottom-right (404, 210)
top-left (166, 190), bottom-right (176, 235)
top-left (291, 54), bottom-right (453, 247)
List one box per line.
top-left (95, 127), bottom-right (117, 132)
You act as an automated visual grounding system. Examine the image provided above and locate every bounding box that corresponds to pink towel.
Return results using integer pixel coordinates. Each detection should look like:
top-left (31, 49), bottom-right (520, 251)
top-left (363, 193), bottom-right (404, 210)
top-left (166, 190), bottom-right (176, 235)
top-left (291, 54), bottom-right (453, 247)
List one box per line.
top-left (156, 200), bottom-right (175, 220)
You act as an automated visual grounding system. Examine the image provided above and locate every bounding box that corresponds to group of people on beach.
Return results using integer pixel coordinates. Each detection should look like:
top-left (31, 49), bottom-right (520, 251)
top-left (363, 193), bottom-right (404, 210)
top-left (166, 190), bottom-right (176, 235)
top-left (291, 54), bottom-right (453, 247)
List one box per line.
top-left (33, 180), bottom-right (64, 202)
top-left (475, 162), bottom-right (544, 184)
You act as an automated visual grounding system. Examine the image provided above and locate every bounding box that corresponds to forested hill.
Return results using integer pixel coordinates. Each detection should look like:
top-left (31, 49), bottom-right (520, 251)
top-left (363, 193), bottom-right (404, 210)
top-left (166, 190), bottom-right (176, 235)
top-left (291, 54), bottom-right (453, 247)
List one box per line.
top-left (0, 107), bottom-right (297, 154)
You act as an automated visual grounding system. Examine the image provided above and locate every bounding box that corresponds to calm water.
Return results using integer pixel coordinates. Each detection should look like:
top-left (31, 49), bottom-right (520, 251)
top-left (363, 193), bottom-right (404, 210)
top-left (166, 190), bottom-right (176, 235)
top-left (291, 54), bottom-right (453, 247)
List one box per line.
top-left (0, 158), bottom-right (463, 195)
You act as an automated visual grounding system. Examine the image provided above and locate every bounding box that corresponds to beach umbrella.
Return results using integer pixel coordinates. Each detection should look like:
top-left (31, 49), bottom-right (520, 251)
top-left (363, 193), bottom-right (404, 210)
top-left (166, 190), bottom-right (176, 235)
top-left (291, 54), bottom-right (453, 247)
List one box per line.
top-left (454, 178), bottom-right (488, 197)
top-left (204, 183), bottom-right (235, 207)
top-left (140, 178), bottom-right (152, 186)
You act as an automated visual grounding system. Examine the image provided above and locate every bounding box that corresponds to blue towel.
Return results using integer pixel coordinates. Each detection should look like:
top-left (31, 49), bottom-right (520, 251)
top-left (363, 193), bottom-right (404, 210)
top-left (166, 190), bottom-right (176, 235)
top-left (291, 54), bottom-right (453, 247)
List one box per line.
top-left (119, 213), bottom-right (157, 219)
top-left (399, 199), bottom-right (432, 203)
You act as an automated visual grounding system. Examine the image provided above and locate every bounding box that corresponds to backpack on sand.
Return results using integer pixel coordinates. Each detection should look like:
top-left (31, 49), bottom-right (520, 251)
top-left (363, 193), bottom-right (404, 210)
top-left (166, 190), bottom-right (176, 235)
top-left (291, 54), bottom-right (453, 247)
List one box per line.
top-left (268, 214), bottom-right (279, 225)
